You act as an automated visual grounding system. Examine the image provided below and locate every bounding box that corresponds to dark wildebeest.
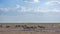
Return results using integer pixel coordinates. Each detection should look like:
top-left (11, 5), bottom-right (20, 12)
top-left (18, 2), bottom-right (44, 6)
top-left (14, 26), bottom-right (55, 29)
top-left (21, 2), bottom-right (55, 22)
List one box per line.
top-left (6, 25), bottom-right (10, 28)
top-left (22, 25), bottom-right (37, 31)
top-left (15, 25), bottom-right (20, 28)
top-left (0, 24), bottom-right (2, 28)
top-left (38, 25), bottom-right (45, 29)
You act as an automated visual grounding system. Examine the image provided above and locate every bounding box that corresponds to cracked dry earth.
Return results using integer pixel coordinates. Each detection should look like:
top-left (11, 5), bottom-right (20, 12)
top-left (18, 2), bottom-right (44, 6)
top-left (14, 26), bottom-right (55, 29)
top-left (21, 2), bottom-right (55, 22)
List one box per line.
top-left (0, 23), bottom-right (60, 34)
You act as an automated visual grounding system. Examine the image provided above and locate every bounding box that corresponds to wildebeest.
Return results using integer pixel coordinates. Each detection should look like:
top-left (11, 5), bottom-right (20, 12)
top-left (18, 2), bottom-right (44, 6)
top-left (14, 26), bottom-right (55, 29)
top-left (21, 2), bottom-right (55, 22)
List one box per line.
top-left (0, 24), bottom-right (2, 28)
top-left (22, 25), bottom-right (37, 30)
top-left (6, 25), bottom-right (10, 28)
top-left (15, 25), bottom-right (21, 28)
top-left (38, 25), bottom-right (45, 29)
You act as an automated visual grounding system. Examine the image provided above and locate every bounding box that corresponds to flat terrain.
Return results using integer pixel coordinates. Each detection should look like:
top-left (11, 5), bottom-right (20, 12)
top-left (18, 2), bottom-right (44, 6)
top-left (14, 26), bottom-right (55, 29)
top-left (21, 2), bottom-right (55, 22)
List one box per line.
top-left (0, 23), bottom-right (60, 34)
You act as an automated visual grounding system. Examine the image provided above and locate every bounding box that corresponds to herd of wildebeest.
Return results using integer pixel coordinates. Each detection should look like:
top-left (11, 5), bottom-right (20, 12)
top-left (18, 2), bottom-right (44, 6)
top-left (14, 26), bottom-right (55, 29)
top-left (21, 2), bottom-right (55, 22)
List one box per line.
top-left (0, 24), bottom-right (45, 30)
top-left (0, 24), bottom-right (60, 32)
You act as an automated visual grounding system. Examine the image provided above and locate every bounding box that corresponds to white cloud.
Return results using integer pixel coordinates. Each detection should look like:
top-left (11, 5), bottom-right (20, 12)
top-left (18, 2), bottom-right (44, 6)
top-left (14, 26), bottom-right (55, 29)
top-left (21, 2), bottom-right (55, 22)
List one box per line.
top-left (52, 8), bottom-right (60, 12)
top-left (0, 7), bottom-right (10, 12)
top-left (15, 4), bottom-right (32, 12)
top-left (45, 1), bottom-right (60, 6)
top-left (31, 7), bottom-right (60, 13)
top-left (0, 4), bottom-right (60, 13)
top-left (33, 0), bottom-right (39, 3)
top-left (16, 5), bottom-right (20, 8)
top-left (23, 0), bottom-right (40, 3)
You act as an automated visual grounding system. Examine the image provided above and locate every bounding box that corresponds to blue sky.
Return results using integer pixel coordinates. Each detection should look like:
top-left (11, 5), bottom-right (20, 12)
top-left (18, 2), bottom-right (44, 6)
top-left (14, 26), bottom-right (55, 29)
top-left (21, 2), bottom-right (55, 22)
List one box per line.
top-left (0, 0), bottom-right (60, 23)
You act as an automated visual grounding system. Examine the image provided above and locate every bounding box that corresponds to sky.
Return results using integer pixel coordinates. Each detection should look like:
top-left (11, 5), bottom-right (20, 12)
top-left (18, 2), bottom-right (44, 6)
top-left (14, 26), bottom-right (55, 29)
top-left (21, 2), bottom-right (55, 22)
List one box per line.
top-left (0, 0), bottom-right (60, 23)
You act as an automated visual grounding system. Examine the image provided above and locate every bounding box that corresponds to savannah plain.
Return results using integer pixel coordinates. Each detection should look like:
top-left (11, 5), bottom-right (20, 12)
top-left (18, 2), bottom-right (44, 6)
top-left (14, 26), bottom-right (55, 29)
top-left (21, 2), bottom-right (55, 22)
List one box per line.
top-left (0, 23), bottom-right (60, 34)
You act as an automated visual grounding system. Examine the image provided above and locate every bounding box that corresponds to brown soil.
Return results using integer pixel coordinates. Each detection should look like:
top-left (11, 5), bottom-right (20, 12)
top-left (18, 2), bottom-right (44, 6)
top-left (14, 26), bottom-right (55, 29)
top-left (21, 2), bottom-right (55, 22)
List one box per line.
top-left (0, 23), bottom-right (60, 34)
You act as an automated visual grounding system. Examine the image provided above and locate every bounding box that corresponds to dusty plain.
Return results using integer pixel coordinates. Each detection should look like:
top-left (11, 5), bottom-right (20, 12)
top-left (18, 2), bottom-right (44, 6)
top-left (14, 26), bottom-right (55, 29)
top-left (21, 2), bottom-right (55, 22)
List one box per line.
top-left (0, 23), bottom-right (60, 34)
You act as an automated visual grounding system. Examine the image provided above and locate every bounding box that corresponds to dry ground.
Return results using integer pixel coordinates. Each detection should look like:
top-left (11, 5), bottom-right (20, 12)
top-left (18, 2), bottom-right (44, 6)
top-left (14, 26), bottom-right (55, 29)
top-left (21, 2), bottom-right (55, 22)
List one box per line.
top-left (0, 23), bottom-right (60, 34)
